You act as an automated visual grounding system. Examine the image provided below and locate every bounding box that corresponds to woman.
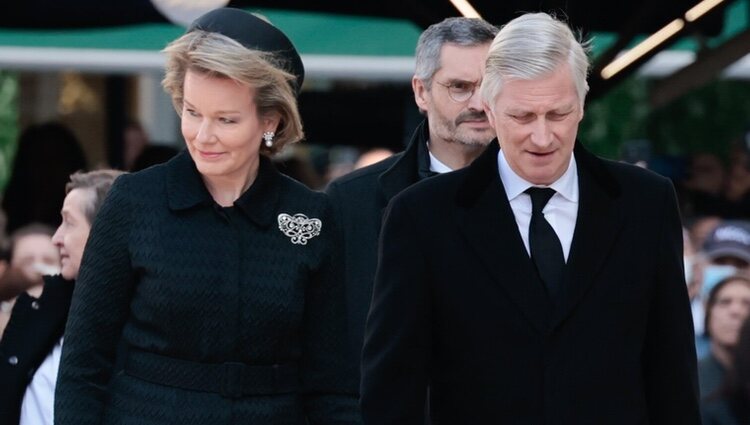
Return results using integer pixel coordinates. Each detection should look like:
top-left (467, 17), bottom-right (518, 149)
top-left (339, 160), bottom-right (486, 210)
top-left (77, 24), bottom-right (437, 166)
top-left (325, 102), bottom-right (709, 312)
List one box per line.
top-left (55, 8), bottom-right (357, 425)
top-left (701, 317), bottom-right (750, 424)
top-left (698, 274), bottom-right (750, 399)
top-left (0, 170), bottom-right (122, 425)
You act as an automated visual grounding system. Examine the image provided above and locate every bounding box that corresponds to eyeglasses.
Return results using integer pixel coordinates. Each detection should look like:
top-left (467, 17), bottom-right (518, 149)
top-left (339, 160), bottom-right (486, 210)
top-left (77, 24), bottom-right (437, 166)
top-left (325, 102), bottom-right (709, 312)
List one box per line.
top-left (435, 80), bottom-right (480, 103)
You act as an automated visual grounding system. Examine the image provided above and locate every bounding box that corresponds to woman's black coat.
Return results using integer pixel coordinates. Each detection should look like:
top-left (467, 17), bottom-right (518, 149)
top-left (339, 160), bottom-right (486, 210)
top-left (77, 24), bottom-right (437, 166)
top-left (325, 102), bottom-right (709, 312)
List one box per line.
top-left (55, 151), bottom-right (357, 424)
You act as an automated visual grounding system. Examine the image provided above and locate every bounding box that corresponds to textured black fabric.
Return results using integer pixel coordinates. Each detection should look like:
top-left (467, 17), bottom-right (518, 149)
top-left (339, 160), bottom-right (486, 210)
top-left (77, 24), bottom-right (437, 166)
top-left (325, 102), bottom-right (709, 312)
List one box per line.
top-left (55, 150), bottom-right (358, 425)
top-left (526, 187), bottom-right (564, 300)
top-left (123, 348), bottom-right (299, 397)
top-left (0, 275), bottom-right (74, 425)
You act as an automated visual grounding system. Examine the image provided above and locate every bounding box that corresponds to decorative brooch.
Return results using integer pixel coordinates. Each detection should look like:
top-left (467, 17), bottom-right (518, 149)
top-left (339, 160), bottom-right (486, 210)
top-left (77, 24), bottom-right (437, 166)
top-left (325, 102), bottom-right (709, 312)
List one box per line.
top-left (277, 213), bottom-right (322, 245)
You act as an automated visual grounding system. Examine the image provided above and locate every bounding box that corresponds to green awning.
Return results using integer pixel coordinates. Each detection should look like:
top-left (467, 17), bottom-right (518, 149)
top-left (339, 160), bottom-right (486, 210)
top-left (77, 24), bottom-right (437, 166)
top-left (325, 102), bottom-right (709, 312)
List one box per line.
top-left (0, 9), bottom-right (422, 56)
top-left (0, 3), bottom-right (747, 79)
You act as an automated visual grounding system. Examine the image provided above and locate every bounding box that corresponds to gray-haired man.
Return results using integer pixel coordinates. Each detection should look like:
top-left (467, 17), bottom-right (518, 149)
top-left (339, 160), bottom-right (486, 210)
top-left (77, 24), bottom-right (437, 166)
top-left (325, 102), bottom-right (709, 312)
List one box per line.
top-left (326, 17), bottom-right (498, 391)
top-left (362, 12), bottom-right (700, 424)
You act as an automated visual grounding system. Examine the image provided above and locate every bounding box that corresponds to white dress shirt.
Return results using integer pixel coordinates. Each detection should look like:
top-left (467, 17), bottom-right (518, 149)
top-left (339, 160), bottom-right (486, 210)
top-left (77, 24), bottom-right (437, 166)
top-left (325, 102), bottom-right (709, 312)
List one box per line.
top-left (19, 337), bottom-right (63, 425)
top-left (497, 149), bottom-right (579, 262)
top-left (427, 142), bottom-right (454, 174)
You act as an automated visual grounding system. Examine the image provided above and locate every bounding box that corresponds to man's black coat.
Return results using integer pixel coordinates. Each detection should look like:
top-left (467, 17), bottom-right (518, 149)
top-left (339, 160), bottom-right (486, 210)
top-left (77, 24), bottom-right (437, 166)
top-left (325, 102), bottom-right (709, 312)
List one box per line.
top-left (361, 140), bottom-right (701, 425)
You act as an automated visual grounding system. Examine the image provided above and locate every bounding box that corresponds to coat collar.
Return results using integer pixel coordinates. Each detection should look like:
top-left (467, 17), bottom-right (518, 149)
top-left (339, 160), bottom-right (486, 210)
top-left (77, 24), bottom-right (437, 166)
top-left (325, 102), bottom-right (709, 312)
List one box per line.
top-left (552, 143), bottom-right (624, 329)
top-left (166, 150), bottom-right (280, 228)
top-left (455, 140), bottom-right (624, 333)
top-left (457, 140), bottom-right (620, 207)
top-left (40, 274), bottom-right (76, 299)
top-left (377, 119), bottom-right (431, 201)
top-left (455, 140), bottom-right (550, 333)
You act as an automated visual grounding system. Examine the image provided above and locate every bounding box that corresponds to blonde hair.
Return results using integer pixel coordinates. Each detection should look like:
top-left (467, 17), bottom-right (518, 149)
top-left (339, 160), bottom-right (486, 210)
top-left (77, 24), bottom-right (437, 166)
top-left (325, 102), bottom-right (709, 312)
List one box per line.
top-left (162, 29), bottom-right (304, 155)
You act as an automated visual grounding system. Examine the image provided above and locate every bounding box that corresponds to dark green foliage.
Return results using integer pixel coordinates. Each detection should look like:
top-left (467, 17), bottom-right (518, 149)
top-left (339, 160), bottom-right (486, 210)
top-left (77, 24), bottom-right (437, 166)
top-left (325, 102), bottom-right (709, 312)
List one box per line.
top-left (0, 71), bottom-right (18, 193)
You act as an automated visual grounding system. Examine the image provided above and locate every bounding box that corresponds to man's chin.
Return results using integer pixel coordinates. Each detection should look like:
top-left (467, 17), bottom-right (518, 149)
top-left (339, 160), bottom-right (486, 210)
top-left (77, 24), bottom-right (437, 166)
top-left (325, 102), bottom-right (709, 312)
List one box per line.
top-left (457, 139), bottom-right (492, 148)
top-left (456, 131), bottom-right (494, 147)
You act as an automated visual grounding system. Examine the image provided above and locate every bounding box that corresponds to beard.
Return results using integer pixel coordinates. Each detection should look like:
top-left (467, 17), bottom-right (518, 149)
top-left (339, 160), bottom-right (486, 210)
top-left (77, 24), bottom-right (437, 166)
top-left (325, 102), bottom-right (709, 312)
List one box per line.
top-left (431, 109), bottom-right (494, 147)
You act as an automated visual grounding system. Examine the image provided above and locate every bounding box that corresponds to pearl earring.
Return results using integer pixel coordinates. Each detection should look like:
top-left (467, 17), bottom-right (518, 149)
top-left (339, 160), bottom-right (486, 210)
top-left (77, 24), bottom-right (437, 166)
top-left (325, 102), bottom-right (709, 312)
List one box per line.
top-left (263, 131), bottom-right (274, 148)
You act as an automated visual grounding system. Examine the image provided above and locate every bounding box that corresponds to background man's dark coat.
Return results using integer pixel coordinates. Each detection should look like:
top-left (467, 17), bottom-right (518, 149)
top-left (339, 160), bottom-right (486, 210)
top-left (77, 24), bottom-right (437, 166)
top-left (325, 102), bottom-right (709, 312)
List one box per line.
top-left (326, 120), bottom-right (433, 381)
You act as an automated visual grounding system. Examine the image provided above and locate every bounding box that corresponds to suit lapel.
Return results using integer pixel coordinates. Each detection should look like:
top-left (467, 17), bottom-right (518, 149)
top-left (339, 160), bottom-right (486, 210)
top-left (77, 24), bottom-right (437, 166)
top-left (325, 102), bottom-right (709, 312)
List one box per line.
top-left (551, 143), bottom-right (624, 329)
top-left (376, 120), bottom-right (430, 233)
top-left (378, 120), bottom-right (428, 202)
top-left (456, 141), bottom-right (549, 334)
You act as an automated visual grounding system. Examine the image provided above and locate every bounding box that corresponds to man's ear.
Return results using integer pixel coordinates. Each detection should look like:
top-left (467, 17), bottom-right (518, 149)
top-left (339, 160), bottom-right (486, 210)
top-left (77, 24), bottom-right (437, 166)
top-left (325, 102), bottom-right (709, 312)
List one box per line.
top-left (484, 101), bottom-right (496, 129)
top-left (412, 76), bottom-right (430, 113)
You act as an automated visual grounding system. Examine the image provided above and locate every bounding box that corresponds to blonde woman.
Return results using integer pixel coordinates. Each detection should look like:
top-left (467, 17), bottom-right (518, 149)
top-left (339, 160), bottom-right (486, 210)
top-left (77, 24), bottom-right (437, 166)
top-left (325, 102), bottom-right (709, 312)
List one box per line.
top-left (55, 8), bottom-right (356, 424)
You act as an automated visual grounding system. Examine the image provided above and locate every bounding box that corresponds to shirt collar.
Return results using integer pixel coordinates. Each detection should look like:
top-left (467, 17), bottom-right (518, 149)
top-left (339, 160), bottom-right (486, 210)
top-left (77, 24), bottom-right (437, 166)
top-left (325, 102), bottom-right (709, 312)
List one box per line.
top-left (497, 148), bottom-right (579, 202)
top-left (426, 141), bottom-right (454, 174)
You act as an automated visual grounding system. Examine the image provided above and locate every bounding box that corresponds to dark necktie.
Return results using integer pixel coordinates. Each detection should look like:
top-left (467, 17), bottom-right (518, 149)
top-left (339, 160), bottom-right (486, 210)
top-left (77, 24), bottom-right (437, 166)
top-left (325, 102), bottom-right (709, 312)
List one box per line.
top-left (526, 187), bottom-right (565, 300)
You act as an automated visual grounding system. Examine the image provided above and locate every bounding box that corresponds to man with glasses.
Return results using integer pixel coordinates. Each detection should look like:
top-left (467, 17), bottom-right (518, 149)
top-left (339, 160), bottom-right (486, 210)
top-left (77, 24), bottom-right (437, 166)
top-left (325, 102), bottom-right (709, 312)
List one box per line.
top-left (326, 17), bottom-right (498, 394)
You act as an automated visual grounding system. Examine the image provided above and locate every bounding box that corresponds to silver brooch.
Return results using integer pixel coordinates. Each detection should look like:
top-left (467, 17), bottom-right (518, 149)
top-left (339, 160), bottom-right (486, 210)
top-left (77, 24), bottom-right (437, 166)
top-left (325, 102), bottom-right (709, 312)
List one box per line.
top-left (277, 213), bottom-right (322, 245)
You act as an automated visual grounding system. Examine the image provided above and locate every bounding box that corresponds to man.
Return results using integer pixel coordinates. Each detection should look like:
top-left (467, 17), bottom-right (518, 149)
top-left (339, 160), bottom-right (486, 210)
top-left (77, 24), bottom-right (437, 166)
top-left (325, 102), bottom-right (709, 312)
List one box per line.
top-left (0, 170), bottom-right (122, 425)
top-left (361, 12), bottom-right (700, 424)
top-left (702, 220), bottom-right (750, 271)
top-left (326, 17), bottom-right (498, 385)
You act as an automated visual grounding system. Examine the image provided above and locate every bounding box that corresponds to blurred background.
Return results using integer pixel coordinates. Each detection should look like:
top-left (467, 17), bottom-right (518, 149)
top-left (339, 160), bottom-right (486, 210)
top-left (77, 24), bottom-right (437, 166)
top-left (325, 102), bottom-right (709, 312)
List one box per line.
top-left (0, 0), bottom-right (749, 198)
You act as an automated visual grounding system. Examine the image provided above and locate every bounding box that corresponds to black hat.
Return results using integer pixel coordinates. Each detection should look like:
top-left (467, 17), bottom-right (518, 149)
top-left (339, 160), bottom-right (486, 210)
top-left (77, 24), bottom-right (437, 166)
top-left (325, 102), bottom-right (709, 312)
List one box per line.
top-left (187, 7), bottom-right (305, 96)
